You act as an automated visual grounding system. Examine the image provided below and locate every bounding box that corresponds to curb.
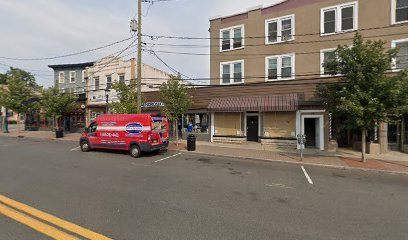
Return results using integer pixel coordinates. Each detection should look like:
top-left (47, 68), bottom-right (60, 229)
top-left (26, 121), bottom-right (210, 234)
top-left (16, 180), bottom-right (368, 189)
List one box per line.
top-left (0, 134), bottom-right (78, 143)
top-left (178, 149), bottom-right (408, 176)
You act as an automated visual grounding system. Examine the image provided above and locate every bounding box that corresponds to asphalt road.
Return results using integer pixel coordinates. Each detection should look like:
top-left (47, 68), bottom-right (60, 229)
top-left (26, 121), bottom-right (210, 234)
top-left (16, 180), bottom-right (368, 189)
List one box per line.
top-left (0, 136), bottom-right (407, 240)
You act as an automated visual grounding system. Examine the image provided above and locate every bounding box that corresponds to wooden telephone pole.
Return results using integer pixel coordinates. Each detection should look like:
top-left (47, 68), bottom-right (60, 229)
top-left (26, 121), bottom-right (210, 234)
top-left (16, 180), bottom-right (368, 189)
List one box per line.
top-left (136, 0), bottom-right (142, 113)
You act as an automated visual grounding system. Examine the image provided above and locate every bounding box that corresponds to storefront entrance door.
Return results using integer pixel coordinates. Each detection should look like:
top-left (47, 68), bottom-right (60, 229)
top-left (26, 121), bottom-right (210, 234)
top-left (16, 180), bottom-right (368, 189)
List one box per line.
top-left (246, 115), bottom-right (259, 142)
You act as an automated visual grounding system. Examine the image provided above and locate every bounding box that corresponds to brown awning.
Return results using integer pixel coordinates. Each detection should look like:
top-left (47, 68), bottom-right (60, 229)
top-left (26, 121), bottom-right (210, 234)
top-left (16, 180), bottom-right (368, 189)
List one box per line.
top-left (208, 94), bottom-right (298, 112)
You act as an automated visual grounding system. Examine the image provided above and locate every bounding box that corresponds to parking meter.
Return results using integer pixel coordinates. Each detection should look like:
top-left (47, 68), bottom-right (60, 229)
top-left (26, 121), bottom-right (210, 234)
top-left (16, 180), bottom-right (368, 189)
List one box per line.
top-left (296, 134), bottom-right (306, 161)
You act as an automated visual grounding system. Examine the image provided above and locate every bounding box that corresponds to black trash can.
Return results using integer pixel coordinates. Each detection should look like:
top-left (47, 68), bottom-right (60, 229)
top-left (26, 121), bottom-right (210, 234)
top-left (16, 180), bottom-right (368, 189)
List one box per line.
top-left (187, 134), bottom-right (196, 151)
top-left (55, 129), bottom-right (64, 138)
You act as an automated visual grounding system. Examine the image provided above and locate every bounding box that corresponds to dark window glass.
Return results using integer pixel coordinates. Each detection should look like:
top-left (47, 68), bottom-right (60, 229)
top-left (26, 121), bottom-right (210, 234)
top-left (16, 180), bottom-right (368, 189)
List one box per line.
top-left (323, 51), bottom-right (337, 75)
top-left (95, 77), bottom-right (99, 90)
top-left (396, 42), bottom-right (408, 69)
top-left (396, 0), bottom-right (408, 22)
top-left (281, 56), bottom-right (292, 78)
top-left (233, 28), bottom-right (242, 48)
top-left (222, 31), bottom-right (230, 51)
top-left (89, 122), bottom-right (98, 133)
top-left (119, 75), bottom-right (125, 84)
top-left (341, 6), bottom-right (354, 31)
top-left (233, 63), bottom-right (242, 83)
top-left (281, 18), bottom-right (292, 41)
top-left (324, 10), bottom-right (336, 34)
top-left (268, 58), bottom-right (278, 80)
top-left (106, 76), bottom-right (112, 90)
top-left (222, 64), bottom-right (230, 84)
top-left (268, 21), bottom-right (278, 42)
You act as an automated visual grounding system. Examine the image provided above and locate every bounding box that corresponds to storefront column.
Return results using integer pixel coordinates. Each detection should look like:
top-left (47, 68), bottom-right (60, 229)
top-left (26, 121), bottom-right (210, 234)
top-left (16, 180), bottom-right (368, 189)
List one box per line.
top-left (210, 112), bottom-right (214, 142)
top-left (379, 122), bottom-right (388, 154)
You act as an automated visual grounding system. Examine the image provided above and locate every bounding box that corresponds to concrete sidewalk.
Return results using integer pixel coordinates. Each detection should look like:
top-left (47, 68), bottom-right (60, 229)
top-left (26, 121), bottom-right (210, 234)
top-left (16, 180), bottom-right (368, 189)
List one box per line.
top-left (1, 130), bottom-right (407, 174)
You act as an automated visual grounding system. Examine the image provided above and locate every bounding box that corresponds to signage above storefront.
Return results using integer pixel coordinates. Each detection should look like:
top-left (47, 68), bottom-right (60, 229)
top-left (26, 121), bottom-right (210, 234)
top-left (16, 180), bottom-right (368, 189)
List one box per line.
top-left (141, 102), bottom-right (165, 108)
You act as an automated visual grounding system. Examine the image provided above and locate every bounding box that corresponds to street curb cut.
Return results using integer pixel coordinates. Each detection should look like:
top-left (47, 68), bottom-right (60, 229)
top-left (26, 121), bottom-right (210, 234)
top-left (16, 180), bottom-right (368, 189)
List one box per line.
top-left (177, 150), bottom-right (408, 176)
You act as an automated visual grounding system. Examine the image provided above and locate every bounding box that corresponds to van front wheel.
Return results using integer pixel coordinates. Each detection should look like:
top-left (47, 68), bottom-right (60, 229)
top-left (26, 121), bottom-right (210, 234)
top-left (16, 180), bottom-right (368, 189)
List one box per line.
top-left (130, 145), bottom-right (141, 158)
top-left (80, 141), bottom-right (90, 152)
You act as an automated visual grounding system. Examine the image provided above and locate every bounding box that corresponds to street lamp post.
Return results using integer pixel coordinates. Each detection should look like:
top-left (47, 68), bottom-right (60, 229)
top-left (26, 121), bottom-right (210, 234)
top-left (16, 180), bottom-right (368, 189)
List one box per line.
top-left (104, 88), bottom-right (110, 114)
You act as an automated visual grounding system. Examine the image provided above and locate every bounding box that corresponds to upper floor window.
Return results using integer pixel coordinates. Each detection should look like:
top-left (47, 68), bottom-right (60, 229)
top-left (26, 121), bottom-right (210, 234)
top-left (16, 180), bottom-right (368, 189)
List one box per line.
top-left (265, 15), bottom-right (295, 44)
top-left (220, 25), bottom-right (244, 52)
top-left (58, 72), bottom-right (65, 84)
top-left (106, 75), bottom-right (112, 89)
top-left (82, 70), bottom-right (86, 82)
top-left (220, 60), bottom-right (244, 84)
top-left (392, 0), bottom-right (408, 24)
top-left (119, 75), bottom-right (125, 84)
top-left (392, 39), bottom-right (408, 70)
top-left (94, 77), bottom-right (100, 90)
top-left (320, 49), bottom-right (337, 76)
top-left (69, 71), bottom-right (76, 83)
top-left (321, 1), bottom-right (358, 35)
top-left (265, 54), bottom-right (295, 81)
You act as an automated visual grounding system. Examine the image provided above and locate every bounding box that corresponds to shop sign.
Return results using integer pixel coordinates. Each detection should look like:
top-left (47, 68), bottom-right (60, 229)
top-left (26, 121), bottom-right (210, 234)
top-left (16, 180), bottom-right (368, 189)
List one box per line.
top-left (141, 102), bottom-right (164, 108)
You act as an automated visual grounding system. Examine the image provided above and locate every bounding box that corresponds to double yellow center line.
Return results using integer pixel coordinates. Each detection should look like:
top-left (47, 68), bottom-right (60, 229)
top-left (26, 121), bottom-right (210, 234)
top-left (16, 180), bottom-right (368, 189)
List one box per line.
top-left (0, 194), bottom-right (112, 240)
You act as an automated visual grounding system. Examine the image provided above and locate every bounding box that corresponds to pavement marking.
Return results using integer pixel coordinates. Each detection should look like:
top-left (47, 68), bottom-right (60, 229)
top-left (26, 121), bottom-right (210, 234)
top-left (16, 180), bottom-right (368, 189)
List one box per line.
top-left (70, 146), bottom-right (80, 151)
top-left (266, 183), bottom-right (295, 189)
top-left (0, 194), bottom-right (112, 240)
top-left (154, 153), bottom-right (182, 163)
top-left (0, 203), bottom-right (80, 240)
top-left (301, 166), bottom-right (314, 185)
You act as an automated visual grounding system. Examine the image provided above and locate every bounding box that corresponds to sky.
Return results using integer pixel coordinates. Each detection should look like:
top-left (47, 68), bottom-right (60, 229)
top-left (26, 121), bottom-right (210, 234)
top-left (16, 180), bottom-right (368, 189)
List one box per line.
top-left (0, 0), bottom-right (280, 87)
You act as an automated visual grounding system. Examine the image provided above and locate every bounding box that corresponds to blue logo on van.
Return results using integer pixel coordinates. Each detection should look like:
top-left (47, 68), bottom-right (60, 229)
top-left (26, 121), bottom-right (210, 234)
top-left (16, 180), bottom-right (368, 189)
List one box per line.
top-left (126, 123), bottom-right (144, 134)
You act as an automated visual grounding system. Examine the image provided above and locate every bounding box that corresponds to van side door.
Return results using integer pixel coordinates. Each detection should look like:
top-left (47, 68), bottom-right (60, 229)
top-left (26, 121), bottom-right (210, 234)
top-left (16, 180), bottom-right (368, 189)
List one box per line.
top-left (87, 122), bottom-right (99, 148)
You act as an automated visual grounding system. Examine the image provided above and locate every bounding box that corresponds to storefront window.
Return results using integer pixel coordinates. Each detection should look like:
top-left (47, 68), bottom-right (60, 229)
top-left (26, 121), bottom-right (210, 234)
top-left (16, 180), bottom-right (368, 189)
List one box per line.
top-left (183, 113), bottom-right (209, 133)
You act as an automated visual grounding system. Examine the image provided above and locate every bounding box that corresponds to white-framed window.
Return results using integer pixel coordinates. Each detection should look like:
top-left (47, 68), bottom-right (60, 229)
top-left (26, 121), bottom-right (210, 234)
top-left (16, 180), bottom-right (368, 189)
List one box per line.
top-left (321, 1), bottom-right (358, 35)
top-left (265, 54), bottom-right (295, 81)
top-left (265, 14), bottom-right (295, 44)
top-left (320, 48), bottom-right (337, 76)
top-left (82, 70), bottom-right (86, 82)
top-left (220, 60), bottom-right (244, 84)
top-left (94, 77), bottom-right (100, 90)
top-left (69, 71), bottom-right (76, 83)
top-left (119, 74), bottom-right (125, 84)
top-left (58, 71), bottom-right (65, 84)
top-left (392, 0), bottom-right (408, 24)
top-left (60, 88), bottom-right (65, 93)
top-left (106, 75), bottom-right (112, 89)
top-left (220, 25), bottom-right (244, 52)
top-left (392, 39), bottom-right (408, 70)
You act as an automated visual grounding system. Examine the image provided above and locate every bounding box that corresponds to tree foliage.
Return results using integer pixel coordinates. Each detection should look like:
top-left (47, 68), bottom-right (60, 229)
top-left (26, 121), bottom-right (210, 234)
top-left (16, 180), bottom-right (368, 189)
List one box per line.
top-left (159, 75), bottom-right (192, 122)
top-left (0, 67), bottom-right (39, 88)
top-left (110, 82), bottom-right (144, 114)
top-left (317, 33), bottom-right (408, 160)
top-left (40, 87), bottom-right (78, 120)
top-left (0, 74), bottom-right (39, 114)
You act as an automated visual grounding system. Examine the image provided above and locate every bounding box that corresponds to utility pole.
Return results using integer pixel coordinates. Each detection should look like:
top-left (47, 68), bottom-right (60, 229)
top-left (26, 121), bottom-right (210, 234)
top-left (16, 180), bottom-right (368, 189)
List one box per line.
top-left (137, 0), bottom-right (142, 114)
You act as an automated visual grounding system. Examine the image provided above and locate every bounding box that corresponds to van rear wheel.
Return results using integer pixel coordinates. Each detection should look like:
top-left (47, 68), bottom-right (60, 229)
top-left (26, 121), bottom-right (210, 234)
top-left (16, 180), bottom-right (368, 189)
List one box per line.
top-left (130, 145), bottom-right (141, 158)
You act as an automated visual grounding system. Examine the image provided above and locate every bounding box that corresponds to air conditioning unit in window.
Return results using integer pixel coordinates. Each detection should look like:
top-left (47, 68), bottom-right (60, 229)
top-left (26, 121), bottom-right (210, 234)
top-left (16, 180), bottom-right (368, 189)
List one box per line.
top-left (282, 35), bottom-right (291, 42)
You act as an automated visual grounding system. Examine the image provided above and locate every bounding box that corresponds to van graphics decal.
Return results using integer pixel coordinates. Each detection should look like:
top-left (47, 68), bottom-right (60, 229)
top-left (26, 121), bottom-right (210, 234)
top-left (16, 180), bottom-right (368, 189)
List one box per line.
top-left (126, 123), bottom-right (144, 135)
top-left (100, 132), bottom-right (119, 138)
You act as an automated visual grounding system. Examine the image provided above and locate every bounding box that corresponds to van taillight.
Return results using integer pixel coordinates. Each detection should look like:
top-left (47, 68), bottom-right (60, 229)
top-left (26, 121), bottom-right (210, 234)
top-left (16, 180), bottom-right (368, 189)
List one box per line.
top-left (148, 134), bottom-right (151, 141)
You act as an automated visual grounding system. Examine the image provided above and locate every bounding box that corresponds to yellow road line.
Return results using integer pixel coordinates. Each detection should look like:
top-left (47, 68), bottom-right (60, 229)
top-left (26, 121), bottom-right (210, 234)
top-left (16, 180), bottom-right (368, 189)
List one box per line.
top-left (0, 195), bottom-right (112, 240)
top-left (0, 203), bottom-right (80, 240)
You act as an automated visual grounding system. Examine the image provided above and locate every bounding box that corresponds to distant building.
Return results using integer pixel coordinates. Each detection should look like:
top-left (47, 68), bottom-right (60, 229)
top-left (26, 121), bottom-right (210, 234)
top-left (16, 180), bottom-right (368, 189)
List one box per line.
top-left (85, 56), bottom-right (172, 124)
top-left (48, 62), bottom-right (94, 132)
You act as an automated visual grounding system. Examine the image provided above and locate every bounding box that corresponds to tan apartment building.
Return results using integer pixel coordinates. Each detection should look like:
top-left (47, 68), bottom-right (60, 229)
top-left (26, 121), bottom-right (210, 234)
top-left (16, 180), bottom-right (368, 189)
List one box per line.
top-left (209, 0), bottom-right (408, 153)
top-left (85, 56), bottom-right (172, 125)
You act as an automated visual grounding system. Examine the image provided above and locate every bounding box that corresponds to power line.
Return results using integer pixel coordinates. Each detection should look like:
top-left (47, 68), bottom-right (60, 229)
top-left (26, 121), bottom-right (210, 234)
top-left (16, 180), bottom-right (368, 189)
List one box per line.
top-left (142, 24), bottom-right (408, 40)
top-left (0, 36), bottom-right (135, 61)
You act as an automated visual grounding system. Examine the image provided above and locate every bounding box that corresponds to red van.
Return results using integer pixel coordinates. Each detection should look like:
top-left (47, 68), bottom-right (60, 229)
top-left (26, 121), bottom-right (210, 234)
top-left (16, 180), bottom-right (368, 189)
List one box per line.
top-left (80, 114), bottom-right (169, 158)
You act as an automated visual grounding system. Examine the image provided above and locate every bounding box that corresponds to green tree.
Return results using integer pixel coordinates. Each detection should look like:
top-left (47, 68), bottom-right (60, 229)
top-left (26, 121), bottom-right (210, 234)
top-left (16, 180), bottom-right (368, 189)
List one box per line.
top-left (1, 67), bottom-right (39, 89)
top-left (318, 33), bottom-right (408, 162)
top-left (159, 75), bottom-right (192, 145)
top-left (0, 75), bottom-right (39, 132)
top-left (40, 87), bottom-right (78, 130)
top-left (110, 82), bottom-right (144, 114)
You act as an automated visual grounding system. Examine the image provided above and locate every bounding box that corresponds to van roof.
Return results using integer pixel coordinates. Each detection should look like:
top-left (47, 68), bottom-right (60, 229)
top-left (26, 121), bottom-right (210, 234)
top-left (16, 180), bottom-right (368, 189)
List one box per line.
top-left (95, 114), bottom-right (153, 122)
